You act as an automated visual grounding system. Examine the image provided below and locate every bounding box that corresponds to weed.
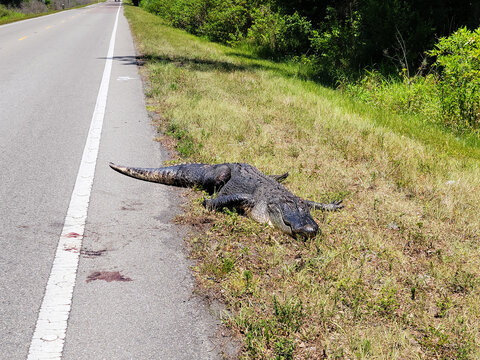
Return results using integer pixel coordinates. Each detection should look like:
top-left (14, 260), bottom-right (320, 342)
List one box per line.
top-left (370, 286), bottom-right (399, 316)
top-left (243, 270), bottom-right (253, 292)
top-left (221, 255), bottom-right (235, 275)
top-left (165, 121), bottom-right (197, 157)
top-left (351, 337), bottom-right (372, 358)
top-left (435, 296), bottom-right (452, 318)
top-left (272, 295), bottom-right (305, 334)
top-left (274, 337), bottom-right (295, 360)
top-left (450, 269), bottom-right (477, 294)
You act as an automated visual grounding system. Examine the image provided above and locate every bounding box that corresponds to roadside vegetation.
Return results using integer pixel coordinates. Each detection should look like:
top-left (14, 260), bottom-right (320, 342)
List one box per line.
top-left (0, 0), bottom-right (100, 24)
top-left (124, 3), bottom-right (480, 359)
top-left (137, 0), bottom-right (480, 135)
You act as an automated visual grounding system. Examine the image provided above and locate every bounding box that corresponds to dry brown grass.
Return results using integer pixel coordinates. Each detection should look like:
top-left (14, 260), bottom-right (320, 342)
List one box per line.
top-left (126, 5), bottom-right (480, 359)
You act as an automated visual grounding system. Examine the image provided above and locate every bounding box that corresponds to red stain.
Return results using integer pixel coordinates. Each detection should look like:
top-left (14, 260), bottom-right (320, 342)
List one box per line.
top-left (65, 232), bottom-right (81, 238)
top-left (86, 271), bottom-right (132, 283)
top-left (64, 247), bottom-right (79, 253)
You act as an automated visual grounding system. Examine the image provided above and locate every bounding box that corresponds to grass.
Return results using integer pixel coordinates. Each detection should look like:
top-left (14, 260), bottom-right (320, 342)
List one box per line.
top-left (125, 4), bottom-right (480, 359)
top-left (0, 5), bottom-right (26, 24)
top-left (0, 1), bottom-right (104, 26)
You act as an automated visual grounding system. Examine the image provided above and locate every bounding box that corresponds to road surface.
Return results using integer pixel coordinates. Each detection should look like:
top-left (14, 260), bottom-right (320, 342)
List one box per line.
top-left (0, 2), bottom-right (228, 359)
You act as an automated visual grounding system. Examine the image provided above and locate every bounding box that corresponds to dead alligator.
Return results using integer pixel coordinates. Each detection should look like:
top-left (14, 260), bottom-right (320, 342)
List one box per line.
top-left (109, 162), bottom-right (343, 238)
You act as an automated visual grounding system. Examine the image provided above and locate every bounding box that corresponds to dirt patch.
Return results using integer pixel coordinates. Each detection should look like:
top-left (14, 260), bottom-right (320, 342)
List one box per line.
top-left (175, 212), bottom-right (216, 232)
top-left (154, 135), bottom-right (178, 154)
top-left (86, 271), bottom-right (132, 283)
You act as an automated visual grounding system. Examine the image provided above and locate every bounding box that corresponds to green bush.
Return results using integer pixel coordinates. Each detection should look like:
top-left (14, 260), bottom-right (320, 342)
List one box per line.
top-left (141, 0), bottom-right (249, 44)
top-left (0, 3), bottom-right (24, 21)
top-left (246, 5), bottom-right (286, 57)
top-left (0, 4), bottom-right (11, 18)
top-left (309, 6), bottom-right (362, 83)
top-left (199, 0), bottom-right (248, 44)
top-left (246, 6), bottom-right (313, 57)
top-left (141, 0), bottom-right (205, 33)
top-left (429, 27), bottom-right (480, 131)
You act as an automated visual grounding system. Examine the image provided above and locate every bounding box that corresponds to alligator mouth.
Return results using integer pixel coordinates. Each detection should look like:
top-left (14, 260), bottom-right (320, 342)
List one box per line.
top-left (293, 224), bottom-right (318, 239)
top-left (282, 218), bottom-right (318, 239)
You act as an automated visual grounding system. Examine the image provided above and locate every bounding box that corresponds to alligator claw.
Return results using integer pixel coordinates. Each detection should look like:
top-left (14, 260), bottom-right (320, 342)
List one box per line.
top-left (324, 200), bottom-right (343, 211)
top-left (202, 197), bottom-right (211, 209)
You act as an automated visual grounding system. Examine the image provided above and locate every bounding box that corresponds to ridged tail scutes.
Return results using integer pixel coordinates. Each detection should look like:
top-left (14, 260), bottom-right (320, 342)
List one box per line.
top-left (108, 162), bottom-right (223, 190)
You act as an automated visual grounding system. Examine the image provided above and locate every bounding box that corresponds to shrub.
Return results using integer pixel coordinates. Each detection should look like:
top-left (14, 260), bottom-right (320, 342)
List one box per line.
top-left (429, 27), bottom-right (480, 131)
top-left (246, 5), bottom-right (286, 57)
top-left (199, 0), bottom-right (248, 44)
top-left (141, 0), bottom-right (207, 33)
top-left (246, 6), bottom-right (313, 58)
top-left (19, 0), bottom-right (48, 14)
top-left (0, 4), bottom-right (13, 18)
top-left (309, 6), bottom-right (362, 83)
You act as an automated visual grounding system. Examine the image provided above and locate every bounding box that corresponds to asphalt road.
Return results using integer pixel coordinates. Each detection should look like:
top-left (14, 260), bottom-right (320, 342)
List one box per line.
top-left (0, 3), bottom-right (226, 359)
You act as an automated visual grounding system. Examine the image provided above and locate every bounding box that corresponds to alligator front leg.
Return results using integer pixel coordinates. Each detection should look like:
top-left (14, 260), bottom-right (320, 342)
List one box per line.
top-left (305, 200), bottom-right (344, 211)
top-left (268, 172), bottom-right (289, 183)
top-left (203, 194), bottom-right (254, 212)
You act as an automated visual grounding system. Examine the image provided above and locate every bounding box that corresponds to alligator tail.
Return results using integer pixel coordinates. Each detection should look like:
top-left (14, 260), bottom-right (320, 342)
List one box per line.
top-left (109, 162), bottom-right (231, 192)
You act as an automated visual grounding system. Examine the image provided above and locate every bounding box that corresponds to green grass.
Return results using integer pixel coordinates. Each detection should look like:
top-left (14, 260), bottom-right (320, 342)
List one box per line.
top-left (125, 4), bottom-right (480, 358)
top-left (0, 5), bottom-right (26, 24)
top-left (0, 1), bottom-right (104, 26)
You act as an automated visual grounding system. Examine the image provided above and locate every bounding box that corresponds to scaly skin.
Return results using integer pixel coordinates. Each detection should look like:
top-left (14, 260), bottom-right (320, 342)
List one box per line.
top-left (109, 162), bottom-right (343, 238)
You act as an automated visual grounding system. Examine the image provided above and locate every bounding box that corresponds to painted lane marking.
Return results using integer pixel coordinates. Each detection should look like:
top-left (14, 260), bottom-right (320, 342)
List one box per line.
top-left (26, 4), bottom-right (121, 360)
top-left (117, 76), bottom-right (137, 81)
top-left (18, 36), bottom-right (27, 41)
top-left (45, 25), bottom-right (53, 29)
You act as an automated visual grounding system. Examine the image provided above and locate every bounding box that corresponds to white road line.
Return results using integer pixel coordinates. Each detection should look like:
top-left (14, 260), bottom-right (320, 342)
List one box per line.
top-left (27, 4), bottom-right (121, 359)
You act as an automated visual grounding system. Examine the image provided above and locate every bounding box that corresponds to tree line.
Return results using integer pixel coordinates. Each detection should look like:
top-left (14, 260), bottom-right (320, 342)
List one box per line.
top-left (139, 0), bottom-right (480, 132)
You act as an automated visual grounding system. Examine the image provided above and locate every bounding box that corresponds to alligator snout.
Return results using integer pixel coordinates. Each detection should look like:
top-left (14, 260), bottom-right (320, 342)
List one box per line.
top-left (292, 223), bottom-right (319, 239)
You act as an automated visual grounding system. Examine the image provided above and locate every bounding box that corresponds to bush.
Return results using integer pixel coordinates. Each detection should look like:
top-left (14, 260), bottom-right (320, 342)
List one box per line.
top-left (309, 6), bottom-right (362, 83)
top-left (199, 0), bottom-right (248, 44)
top-left (141, 0), bottom-right (248, 44)
top-left (0, 4), bottom-right (13, 18)
top-left (429, 27), bottom-right (480, 131)
top-left (246, 5), bottom-right (284, 57)
top-left (141, 0), bottom-right (205, 33)
top-left (19, 0), bottom-right (48, 14)
top-left (246, 6), bottom-right (313, 57)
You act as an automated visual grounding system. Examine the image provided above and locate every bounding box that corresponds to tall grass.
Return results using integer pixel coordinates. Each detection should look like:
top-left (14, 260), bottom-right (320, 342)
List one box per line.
top-left (0, 4), bottom-right (25, 23)
top-left (0, 0), bottom-right (102, 25)
top-left (125, 5), bottom-right (480, 358)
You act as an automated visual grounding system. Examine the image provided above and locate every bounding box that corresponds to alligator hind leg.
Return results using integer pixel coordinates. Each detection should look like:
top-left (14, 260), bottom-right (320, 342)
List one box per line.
top-left (203, 194), bottom-right (254, 212)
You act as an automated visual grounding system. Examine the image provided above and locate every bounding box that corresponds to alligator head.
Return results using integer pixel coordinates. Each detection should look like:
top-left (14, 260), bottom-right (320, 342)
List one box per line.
top-left (265, 198), bottom-right (319, 239)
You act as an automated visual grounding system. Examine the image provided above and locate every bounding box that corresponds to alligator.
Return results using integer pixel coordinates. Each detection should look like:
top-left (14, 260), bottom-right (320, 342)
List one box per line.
top-left (109, 162), bottom-right (343, 238)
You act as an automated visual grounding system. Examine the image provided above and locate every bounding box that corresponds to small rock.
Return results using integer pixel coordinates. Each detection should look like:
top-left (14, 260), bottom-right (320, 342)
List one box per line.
top-left (388, 222), bottom-right (400, 231)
